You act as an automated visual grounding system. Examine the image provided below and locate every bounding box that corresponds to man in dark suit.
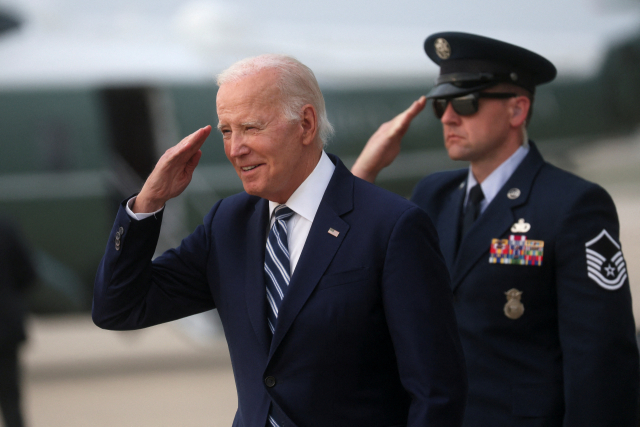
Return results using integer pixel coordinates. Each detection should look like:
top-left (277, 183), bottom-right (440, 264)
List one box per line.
top-left (92, 54), bottom-right (467, 427)
top-left (352, 32), bottom-right (639, 426)
top-left (0, 218), bottom-right (35, 427)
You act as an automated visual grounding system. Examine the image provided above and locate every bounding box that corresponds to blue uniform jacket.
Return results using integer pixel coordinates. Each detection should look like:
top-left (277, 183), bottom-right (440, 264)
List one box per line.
top-left (93, 155), bottom-right (468, 427)
top-left (411, 142), bottom-right (639, 427)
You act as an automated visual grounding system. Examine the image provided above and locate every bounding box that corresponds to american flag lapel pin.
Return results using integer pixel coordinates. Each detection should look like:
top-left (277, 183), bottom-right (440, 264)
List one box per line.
top-left (328, 228), bottom-right (340, 237)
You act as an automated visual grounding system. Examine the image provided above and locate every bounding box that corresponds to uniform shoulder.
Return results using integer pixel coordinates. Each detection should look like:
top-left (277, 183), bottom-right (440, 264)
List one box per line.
top-left (536, 162), bottom-right (612, 202)
top-left (411, 169), bottom-right (467, 208)
top-left (352, 176), bottom-right (416, 212)
top-left (414, 169), bottom-right (467, 194)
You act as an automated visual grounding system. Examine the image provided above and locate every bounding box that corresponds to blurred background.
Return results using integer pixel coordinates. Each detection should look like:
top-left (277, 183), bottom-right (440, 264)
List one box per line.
top-left (0, 0), bottom-right (639, 425)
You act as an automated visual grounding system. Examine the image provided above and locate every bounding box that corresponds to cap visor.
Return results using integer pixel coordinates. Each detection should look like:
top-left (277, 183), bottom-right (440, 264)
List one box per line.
top-left (426, 82), bottom-right (496, 99)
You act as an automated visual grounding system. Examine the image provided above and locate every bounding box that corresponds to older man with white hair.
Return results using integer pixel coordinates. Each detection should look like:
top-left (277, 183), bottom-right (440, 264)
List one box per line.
top-left (92, 54), bottom-right (467, 427)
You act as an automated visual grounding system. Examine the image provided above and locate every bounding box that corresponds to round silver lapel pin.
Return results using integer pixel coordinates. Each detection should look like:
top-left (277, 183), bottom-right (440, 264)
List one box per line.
top-left (507, 188), bottom-right (521, 200)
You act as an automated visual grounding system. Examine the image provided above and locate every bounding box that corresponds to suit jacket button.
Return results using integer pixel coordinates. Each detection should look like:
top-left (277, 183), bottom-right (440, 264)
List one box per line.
top-left (118, 226), bottom-right (124, 235)
top-left (264, 376), bottom-right (276, 388)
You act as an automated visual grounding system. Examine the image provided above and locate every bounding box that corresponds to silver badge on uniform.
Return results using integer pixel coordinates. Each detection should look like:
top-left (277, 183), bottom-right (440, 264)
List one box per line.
top-left (504, 288), bottom-right (524, 319)
top-left (434, 38), bottom-right (451, 59)
top-left (585, 229), bottom-right (628, 290)
top-left (511, 219), bottom-right (531, 233)
top-left (507, 188), bottom-right (521, 200)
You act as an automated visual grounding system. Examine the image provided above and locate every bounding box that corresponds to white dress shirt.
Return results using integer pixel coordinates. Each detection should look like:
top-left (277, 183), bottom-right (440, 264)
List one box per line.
top-left (267, 150), bottom-right (334, 274)
top-left (464, 144), bottom-right (529, 214)
top-left (126, 150), bottom-right (335, 275)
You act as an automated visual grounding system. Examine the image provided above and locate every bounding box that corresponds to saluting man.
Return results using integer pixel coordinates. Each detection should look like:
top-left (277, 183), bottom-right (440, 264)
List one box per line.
top-left (93, 54), bottom-right (467, 427)
top-left (352, 32), bottom-right (639, 426)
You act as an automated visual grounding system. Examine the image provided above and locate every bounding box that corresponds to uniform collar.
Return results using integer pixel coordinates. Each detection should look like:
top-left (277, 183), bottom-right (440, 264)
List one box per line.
top-left (465, 143), bottom-right (530, 211)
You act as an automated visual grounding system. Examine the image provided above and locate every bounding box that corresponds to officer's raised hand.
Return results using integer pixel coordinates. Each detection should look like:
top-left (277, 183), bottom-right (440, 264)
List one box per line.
top-left (133, 126), bottom-right (212, 213)
top-left (351, 96), bottom-right (426, 183)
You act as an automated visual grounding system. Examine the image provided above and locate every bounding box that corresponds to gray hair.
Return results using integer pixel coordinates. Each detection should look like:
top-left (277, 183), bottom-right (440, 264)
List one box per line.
top-left (217, 54), bottom-right (334, 148)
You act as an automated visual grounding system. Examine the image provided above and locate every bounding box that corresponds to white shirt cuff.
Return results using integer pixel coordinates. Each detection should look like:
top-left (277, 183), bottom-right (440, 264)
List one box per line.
top-left (125, 196), bottom-right (164, 221)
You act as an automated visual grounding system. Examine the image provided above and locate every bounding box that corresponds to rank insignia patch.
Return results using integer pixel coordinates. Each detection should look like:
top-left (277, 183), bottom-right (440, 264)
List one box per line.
top-left (585, 229), bottom-right (628, 290)
top-left (489, 235), bottom-right (544, 265)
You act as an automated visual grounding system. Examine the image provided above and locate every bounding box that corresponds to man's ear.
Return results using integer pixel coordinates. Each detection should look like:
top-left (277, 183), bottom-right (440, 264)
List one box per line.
top-left (300, 104), bottom-right (318, 146)
top-left (509, 96), bottom-right (530, 128)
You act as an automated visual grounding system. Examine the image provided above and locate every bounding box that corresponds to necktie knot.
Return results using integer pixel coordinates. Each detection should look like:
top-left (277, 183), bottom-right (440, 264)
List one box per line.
top-left (274, 204), bottom-right (294, 222)
top-left (460, 184), bottom-right (485, 240)
top-left (467, 184), bottom-right (485, 207)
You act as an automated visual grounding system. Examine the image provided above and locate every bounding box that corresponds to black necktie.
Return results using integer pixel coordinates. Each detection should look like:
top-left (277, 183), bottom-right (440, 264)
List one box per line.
top-left (461, 184), bottom-right (485, 237)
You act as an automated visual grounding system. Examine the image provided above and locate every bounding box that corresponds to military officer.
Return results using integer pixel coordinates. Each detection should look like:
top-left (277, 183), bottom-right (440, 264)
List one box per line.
top-left (351, 32), bottom-right (639, 426)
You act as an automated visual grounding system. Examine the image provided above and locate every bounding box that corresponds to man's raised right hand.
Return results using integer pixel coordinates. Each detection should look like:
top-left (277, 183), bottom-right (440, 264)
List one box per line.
top-left (351, 96), bottom-right (426, 183)
top-left (133, 126), bottom-right (212, 213)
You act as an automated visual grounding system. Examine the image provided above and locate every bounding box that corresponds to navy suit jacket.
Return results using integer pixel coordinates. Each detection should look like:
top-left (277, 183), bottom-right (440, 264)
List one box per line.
top-left (411, 142), bottom-right (639, 427)
top-left (93, 155), bottom-right (467, 427)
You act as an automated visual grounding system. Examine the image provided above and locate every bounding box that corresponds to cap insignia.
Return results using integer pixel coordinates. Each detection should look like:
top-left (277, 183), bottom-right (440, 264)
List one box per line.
top-left (434, 38), bottom-right (451, 60)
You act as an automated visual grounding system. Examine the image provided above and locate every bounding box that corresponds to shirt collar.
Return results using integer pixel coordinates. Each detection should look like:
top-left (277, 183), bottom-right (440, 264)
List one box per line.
top-left (465, 144), bottom-right (529, 208)
top-left (268, 151), bottom-right (335, 221)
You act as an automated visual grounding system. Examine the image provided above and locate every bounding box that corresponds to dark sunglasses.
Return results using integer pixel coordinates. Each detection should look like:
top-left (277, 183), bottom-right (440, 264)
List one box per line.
top-left (432, 92), bottom-right (517, 119)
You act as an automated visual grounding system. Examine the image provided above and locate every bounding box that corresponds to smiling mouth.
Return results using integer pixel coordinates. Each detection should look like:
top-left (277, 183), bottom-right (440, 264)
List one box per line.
top-left (241, 165), bottom-right (258, 171)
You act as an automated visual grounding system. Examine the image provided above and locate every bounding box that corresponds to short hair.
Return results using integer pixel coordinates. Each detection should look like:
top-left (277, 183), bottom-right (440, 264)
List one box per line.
top-left (493, 82), bottom-right (535, 127)
top-left (217, 54), bottom-right (334, 148)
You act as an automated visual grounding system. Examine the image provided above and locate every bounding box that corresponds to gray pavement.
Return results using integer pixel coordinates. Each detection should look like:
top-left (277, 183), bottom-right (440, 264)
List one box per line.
top-left (22, 315), bottom-right (237, 427)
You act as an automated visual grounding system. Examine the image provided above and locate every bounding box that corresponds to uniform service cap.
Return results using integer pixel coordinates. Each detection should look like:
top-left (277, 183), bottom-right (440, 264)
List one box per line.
top-left (424, 32), bottom-right (557, 99)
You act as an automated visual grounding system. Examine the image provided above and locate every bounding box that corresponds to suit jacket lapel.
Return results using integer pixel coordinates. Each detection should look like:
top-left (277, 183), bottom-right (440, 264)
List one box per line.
top-left (451, 143), bottom-right (545, 291)
top-left (269, 155), bottom-right (353, 358)
top-left (244, 198), bottom-right (271, 352)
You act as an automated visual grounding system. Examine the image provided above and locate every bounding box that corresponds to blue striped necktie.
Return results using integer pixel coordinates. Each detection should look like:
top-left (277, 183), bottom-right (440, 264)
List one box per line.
top-left (264, 204), bottom-right (294, 427)
top-left (264, 204), bottom-right (294, 334)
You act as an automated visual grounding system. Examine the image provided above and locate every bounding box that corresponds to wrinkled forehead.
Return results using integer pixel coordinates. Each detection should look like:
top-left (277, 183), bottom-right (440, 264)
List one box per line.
top-left (217, 70), bottom-right (282, 107)
top-left (216, 73), bottom-right (286, 126)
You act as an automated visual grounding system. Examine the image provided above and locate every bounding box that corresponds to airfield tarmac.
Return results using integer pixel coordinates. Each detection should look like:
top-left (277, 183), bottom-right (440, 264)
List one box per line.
top-left (18, 132), bottom-right (640, 427)
top-left (22, 315), bottom-right (237, 426)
